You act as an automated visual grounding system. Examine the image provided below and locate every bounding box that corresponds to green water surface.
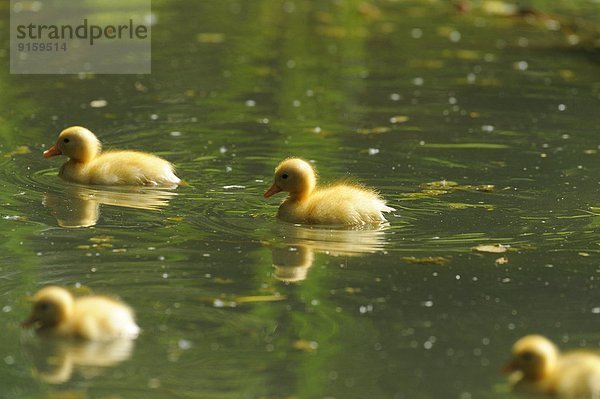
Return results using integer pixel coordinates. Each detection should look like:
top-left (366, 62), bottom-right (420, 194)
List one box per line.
top-left (1, 1), bottom-right (599, 398)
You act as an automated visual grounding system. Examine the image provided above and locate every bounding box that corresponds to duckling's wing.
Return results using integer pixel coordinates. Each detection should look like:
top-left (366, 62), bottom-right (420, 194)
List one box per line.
top-left (88, 151), bottom-right (180, 186)
top-left (557, 353), bottom-right (600, 398)
top-left (307, 185), bottom-right (393, 225)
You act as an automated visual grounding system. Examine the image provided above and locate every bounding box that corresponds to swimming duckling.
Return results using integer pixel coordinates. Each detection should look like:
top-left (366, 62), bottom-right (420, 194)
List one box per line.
top-left (264, 158), bottom-right (394, 225)
top-left (504, 334), bottom-right (600, 398)
top-left (22, 286), bottom-right (140, 341)
top-left (43, 126), bottom-right (181, 186)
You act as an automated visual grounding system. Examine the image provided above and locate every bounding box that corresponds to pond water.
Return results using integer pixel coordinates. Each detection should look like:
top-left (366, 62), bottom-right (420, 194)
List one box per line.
top-left (1, 1), bottom-right (599, 398)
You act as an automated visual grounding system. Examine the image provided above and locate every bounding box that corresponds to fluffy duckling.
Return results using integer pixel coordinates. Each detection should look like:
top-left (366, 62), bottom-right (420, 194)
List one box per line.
top-left (22, 286), bottom-right (140, 341)
top-left (264, 158), bottom-right (395, 225)
top-left (504, 334), bottom-right (600, 398)
top-left (43, 126), bottom-right (181, 186)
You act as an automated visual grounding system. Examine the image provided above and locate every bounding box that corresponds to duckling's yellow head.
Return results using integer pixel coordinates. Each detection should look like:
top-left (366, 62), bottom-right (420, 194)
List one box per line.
top-left (43, 126), bottom-right (101, 163)
top-left (22, 286), bottom-right (74, 330)
top-left (264, 158), bottom-right (317, 199)
top-left (504, 335), bottom-right (559, 381)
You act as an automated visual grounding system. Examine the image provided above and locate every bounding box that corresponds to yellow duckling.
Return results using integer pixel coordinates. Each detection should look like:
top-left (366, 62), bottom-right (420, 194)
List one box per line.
top-left (264, 158), bottom-right (395, 225)
top-left (22, 286), bottom-right (140, 341)
top-left (43, 126), bottom-right (181, 186)
top-left (504, 334), bottom-right (600, 398)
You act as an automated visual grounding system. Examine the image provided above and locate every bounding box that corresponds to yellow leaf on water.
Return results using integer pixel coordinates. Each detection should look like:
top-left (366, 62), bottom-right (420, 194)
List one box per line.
top-left (356, 126), bottom-right (391, 135)
top-left (559, 69), bottom-right (575, 80)
top-left (401, 256), bottom-right (451, 265)
top-left (495, 256), bottom-right (509, 264)
top-left (293, 339), bottom-right (319, 352)
top-left (482, 0), bottom-right (519, 16)
top-left (344, 287), bottom-right (362, 294)
top-left (213, 277), bottom-right (234, 284)
top-left (46, 389), bottom-right (88, 399)
top-left (390, 115), bottom-right (410, 124)
top-left (420, 190), bottom-right (450, 196)
top-left (235, 295), bottom-right (286, 304)
top-left (420, 180), bottom-right (458, 190)
top-left (197, 33), bottom-right (225, 43)
top-left (90, 99), bottom-right (107, 108)
top-left (456, 50), bottom-right (481, 60)
top-left (4, 146), bottom-right (31, 158)
top-left (89, 236), bottom-right (113, 243)
top-left (473, 244), bottom-right (509, 253)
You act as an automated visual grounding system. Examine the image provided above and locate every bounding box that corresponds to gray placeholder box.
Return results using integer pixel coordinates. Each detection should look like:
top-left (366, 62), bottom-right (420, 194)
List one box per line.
top-left (10, 0), bottom-right (151, 74)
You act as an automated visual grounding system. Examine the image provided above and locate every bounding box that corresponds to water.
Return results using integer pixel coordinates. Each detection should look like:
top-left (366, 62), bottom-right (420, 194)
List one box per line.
top-left (1, 1), bottom-right (599, 398)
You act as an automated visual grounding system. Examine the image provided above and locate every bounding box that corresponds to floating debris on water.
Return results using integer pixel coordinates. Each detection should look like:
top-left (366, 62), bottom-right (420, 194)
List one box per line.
top-left (90, 99), bottom-right (107, 108)
top-left (197, 33), bottom-right (225, 43)
top-left (472, 244), bottom-right (509, 253)
top-left (293, 339), bottom-right (319, 352)
top-left (401, 256), bottom-right (451, 265)
top-left (3, 146), bottom-right (30, 158)
top-left (495, 256), bottom-right (509, 264)
top-left (356, 126), bottom-right (391, 135)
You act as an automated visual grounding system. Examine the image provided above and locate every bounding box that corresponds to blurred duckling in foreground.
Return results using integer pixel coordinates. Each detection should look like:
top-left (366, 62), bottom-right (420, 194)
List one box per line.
top-left (22, 286), bottom-right (140, 341)
top-left (43, 126), bottom-right (181, 186)
top-left (264, 158), bottom-right (395, 225)
top-left (504, 334), bottom-right (600, 398)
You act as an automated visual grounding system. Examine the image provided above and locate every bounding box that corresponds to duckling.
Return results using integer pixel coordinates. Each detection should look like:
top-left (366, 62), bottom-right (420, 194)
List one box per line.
top-left (504, 334), bottom-right (600, 398)
top-left (22, 286), bottom-right (140, 341)
top-left (264, 158), bottom-right (395, 225)
top-left (43, 126), bottom-right (181, 186)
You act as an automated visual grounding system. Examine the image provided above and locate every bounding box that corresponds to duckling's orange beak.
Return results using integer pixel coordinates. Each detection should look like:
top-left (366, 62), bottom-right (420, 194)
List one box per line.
top-left (21, 315), bottom-right (38, 328)
top-left (501, 360), bottom-right (517, 374)
top-left (264, 183), bottom-right (282, 198)
top-left (43, 145), bottom-right (61, 158)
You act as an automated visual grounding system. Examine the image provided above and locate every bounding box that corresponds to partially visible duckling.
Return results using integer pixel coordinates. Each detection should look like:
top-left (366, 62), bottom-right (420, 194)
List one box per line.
top-left (504, 334), bottom-right (600, 398)
top-left (43, 126), bottom-right (181, 186)
top-left (22, 286), bottom-right (140, 341)
top-left (264, 158), bottom-right (395, 225)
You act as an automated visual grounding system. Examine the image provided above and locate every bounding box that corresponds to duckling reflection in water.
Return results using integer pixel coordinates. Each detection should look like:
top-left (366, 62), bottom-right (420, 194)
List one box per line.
top-left (504, 335), bottom-right (600, 398)
top-left (22, 286), bottom-right (140, 340)
top-left (43, 184), bottom-right (177, 228)
top-left (24, 337), bottom-right (135, 384)
top-left (264, 158), bottom-right (395, 225)
top-left (271, 244), bottom-right (315, 283)
top-left (43, 126), bottom-right (181, 186)
top-left (268, 225), bottom-right (388, 282)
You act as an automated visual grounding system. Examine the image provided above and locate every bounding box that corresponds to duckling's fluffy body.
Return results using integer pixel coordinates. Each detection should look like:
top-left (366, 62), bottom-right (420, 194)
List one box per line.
top-left (505, 335), bottom-right (600, 398)
top-left (23, 286), bottom-right (140, 341)
top-left (44, 126), bottom-right (180, 186)
top-left (265, 158), bottom-right (394, 225)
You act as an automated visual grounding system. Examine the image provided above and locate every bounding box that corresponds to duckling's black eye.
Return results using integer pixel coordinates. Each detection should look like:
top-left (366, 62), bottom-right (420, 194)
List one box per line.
top-left (520, 351), bottom-right (535, 362)
top-left (63, 138), bottom-right (70, 144)
top-left (281, 173), bottom-right (289, 179)
top-left (37, 302), bottom-right (51, 312)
